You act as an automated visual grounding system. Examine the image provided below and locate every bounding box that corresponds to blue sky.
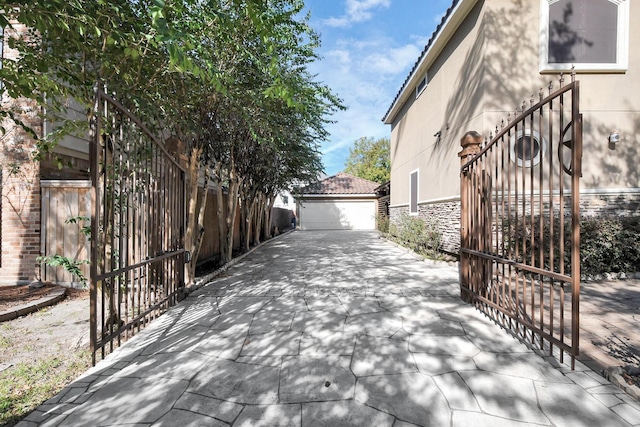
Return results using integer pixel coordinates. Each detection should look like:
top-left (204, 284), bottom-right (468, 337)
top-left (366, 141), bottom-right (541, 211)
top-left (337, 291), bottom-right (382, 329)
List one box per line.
top-left (302, 0), bottom-right (453, 176)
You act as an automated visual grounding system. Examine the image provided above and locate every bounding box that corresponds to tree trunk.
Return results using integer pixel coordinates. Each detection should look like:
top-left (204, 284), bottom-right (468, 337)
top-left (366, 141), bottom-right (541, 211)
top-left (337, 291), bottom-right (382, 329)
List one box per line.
top-left (214, 162), bottom-right (226, 263)
top-left (184, 147), bottom-right (202, 286)
top-left (263, 195), bottom-right (276, 240)
top-left (241, 195), bottom-right (252, 252)
top-left (223, 165), bottom-right (240, 264)
top-left (252, 193), bottom-right (263, 245)
top-left (186, 165), bottom-right (210, 285)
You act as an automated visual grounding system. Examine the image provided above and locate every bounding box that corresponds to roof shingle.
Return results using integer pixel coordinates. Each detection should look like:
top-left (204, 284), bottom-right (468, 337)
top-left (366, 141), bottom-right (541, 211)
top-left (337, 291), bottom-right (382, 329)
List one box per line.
top-left (301, 172), bottom-right (379, 195)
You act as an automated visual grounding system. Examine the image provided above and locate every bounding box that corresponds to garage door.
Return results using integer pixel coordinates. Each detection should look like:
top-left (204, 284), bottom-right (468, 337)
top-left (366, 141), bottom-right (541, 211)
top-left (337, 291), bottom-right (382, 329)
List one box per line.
top-left (300, 199), bottom-right (376, 230)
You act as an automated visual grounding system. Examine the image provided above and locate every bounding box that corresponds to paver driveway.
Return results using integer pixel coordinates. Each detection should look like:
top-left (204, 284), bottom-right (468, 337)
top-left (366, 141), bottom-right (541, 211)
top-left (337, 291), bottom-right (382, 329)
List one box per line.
top-left (19, 231), bottom-right (640, 426)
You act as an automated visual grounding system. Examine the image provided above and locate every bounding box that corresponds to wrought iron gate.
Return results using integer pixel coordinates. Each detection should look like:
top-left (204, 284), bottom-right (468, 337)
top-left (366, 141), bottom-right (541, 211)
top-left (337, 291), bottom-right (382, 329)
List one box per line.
top-left (89, 86), bottom-right (186, 363)
top-left (459, 75), bottom-right (582, 368)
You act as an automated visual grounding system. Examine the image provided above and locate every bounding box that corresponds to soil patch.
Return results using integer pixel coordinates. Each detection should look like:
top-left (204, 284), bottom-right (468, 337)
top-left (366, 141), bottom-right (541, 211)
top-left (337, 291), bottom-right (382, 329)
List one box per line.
top-left (0, 284), bottom-right (62, 312)
top-left (0, 289), bottom-right (90, 370)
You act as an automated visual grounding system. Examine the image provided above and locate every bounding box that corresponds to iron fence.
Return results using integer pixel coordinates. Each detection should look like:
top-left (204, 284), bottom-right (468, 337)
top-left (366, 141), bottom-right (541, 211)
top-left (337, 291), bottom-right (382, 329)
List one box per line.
top-left (460, 75), bottom-right (582, 368)
top-left (89, 87), bottom-right (186, 363)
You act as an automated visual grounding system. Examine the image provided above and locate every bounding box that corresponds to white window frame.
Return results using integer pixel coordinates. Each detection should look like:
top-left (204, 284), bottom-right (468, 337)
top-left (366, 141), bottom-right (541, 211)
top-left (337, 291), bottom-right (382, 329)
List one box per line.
top-left (415, 72), bottom-right (428, 98)
top-left (539, 0), bottom-right (629, 73)
top-left (409, 169), bottom-right (419, 216)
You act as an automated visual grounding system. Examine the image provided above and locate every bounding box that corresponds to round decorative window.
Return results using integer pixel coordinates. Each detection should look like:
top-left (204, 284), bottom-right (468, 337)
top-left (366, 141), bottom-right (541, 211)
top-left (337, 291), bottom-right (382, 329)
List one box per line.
top-left (509, 129), bottom-right (546, 168)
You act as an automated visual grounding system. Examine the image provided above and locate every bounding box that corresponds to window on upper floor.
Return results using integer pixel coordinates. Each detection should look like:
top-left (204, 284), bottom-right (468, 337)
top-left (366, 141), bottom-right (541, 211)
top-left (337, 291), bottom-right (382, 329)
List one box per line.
top-left (540, 0), bottom-right (629, 72)
top-left (415, 72), bottom-right (428, 98)
top-left (409, 169), bottom-right (419, 215)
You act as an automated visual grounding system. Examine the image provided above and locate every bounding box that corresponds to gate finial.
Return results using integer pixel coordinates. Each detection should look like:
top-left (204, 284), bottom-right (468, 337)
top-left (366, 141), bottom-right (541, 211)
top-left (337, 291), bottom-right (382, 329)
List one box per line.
top-left (459, 131), bottom-right (482, 158)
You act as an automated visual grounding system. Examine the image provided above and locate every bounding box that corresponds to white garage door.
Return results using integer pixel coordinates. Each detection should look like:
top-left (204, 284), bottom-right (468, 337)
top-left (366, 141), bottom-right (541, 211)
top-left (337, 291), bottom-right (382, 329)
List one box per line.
top-left (300, 199), bottom-right (376, 230)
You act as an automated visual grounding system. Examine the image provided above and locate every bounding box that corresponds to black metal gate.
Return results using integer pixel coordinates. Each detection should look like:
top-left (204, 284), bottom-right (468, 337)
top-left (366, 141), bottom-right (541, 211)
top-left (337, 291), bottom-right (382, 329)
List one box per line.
top-left (459, 75), bottom-right (582, 368)
top-left (89, 86), bottom-right (186, 363)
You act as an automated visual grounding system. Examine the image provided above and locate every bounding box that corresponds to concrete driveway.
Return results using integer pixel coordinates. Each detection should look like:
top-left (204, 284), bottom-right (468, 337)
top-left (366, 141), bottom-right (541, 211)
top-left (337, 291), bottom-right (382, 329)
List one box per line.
top-left (18, 231), bottom-right (640, 426)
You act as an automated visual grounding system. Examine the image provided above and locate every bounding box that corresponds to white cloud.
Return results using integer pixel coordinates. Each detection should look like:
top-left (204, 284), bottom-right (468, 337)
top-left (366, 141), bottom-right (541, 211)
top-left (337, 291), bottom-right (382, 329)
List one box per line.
top-left (311, 35), bottom-right (427, 173)
top-left (346, 0), bottom-right (391, 22)
top-left (410, 34), bottom-right (430, 47)
top-left (323, 0), bottom-right (391, 27)
top-left (323, 16), bottom-right (350, 28)
top-left (363, 44), bottom-right (422, 75)
top-left (326, 49), bottom-right (352, 67)
top-left (306, 1), bottom-right (446, 174)
top-left (434, 11), bottom-right (447, 24)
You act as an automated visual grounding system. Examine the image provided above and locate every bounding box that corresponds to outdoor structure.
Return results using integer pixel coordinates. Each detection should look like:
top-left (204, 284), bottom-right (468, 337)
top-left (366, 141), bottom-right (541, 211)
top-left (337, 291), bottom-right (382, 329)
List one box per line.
top-left (0, 23), bottom-right (236, 287)
top-left (297, 172), bottom-right (379, 230)
top-left (382, 0), bottom-right (639, 253)
top-left (0, 22), bottom-right (91, 286)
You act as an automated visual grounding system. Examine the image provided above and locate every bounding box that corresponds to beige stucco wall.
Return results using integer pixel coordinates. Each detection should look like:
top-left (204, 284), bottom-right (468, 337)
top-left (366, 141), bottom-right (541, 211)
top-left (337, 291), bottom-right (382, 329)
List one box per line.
top-left (390, 1), bottom-right (485, 207)
top-left (389, 0), bottom-right (640, 207)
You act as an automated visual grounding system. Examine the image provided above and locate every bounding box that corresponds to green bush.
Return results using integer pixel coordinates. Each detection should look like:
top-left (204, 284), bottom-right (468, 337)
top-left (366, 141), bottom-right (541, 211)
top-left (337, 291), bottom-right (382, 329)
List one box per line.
top-left (376, 215), bottom-right (390, 233)
top-left (581, 216), bottom-right (640, 275)
top-left (503, 215), bottom-right (640, 276)
top-left (389, 213), bottom-right (442, 258)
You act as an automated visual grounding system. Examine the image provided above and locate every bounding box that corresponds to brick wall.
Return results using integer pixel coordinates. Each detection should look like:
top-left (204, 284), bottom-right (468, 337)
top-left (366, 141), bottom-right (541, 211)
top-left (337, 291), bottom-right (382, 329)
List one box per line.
top-left (0, 23), bottom-right (43, 285)
top-left (0, 100), bottom-right (43, 285)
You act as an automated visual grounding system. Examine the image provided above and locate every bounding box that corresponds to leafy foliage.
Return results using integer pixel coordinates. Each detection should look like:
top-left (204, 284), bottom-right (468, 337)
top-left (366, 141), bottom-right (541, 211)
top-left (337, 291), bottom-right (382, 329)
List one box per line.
top-left (504, 215), bottom-right (640, 276)
top-left (37, 255), bottom-right (90, 287)
top-left (389, 213), bottom-right (442, 259)
top-left (376, 214), bottom-right (390, 233)
top-left (344, 136), bottom-right (390, 184)
top-left (2, 0), bottom-right (343, 281)
top-left (581, 216), bottom-right (640, 275)
top-left (37, 216), bottom-right (90, 287)
top-left (1, 0), bottom-right (339, 156)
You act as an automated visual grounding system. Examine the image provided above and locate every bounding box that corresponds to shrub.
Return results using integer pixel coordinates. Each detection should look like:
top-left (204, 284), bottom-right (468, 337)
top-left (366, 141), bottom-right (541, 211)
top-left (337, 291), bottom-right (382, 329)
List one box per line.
top-left (581, 216), bottom-right (640, 275)
top-left (503, 215), bottom-right (640, 276)
top-left (389, 213), bottom-right (442, 258)
top-left (376, 215), bottom-right (390, 233)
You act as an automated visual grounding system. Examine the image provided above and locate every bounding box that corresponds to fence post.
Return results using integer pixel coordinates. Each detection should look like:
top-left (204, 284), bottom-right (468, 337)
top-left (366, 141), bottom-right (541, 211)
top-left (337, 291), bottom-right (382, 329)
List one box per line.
top-left (458, 131), bottom-right (482, 302)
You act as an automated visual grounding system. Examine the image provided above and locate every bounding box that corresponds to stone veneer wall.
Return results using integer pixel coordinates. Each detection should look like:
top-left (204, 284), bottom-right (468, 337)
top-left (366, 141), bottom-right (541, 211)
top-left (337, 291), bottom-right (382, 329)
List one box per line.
top-left (580, 192), bottom-right (640, 217)
top-left (390, 191), bottom-right (640, 259)
top-left (390, 200), bottom-right (462, 255)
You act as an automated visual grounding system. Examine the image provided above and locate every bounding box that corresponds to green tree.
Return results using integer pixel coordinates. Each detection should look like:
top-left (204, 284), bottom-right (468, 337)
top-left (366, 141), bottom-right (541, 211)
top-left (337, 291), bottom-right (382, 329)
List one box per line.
top-left (344, 136), bottom-right (390, 184)
top-left (1, 0), bottom-right (343, 284)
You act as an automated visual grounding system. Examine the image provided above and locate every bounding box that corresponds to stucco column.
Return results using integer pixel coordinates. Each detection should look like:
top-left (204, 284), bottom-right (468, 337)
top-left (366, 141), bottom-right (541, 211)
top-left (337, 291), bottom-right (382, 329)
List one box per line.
top-left (458, 131), bottom-right (482, 303)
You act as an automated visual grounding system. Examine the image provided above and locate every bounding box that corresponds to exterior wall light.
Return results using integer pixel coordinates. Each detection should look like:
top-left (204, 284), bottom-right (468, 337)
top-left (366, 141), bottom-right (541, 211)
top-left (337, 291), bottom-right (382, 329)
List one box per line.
top-left (608, 131), bottom-right (620, 150)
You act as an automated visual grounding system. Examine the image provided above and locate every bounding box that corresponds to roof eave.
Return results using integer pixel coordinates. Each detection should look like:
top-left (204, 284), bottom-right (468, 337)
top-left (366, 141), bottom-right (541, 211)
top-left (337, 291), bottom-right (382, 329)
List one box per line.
top-left (382, 0), bottom-right (479, 125)
top-left (298, 193), bottom-right (377, 199)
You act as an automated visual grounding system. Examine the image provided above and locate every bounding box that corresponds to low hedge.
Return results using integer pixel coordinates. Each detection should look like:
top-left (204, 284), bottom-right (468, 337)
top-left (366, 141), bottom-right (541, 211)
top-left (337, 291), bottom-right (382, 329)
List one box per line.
top-left (387, 214), bottom-right (640, 276)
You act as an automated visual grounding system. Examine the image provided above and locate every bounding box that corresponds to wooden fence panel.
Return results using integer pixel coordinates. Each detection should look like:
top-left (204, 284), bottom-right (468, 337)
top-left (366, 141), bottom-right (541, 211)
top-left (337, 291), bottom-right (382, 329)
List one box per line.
top-left (40, 180), bottom-right (91, 286)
